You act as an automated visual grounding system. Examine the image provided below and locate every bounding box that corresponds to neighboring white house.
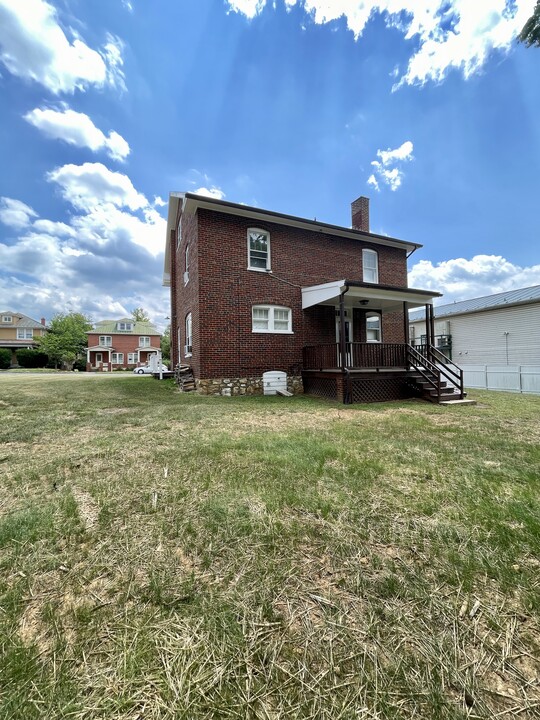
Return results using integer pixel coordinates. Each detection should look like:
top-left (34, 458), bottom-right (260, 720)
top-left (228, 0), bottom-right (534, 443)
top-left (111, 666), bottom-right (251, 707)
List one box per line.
top-left (408, 285), bottom-right (540, 393)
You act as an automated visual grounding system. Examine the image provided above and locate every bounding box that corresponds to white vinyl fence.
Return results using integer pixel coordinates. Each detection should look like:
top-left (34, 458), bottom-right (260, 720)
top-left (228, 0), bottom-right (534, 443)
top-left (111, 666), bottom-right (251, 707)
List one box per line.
top-left (462, 365), bottom-right (540, 394)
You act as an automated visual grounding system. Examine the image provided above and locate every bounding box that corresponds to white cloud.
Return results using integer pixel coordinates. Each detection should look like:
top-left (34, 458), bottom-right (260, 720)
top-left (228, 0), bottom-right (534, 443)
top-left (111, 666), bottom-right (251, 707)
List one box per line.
top-left (193, 186), bottom-right (226, 200)
top-left (0, 0), bottom-right (125, 93)
top-left (33, 219), bottom-right (76, 237)
top-left (368, 140), bottom-right (413, 191)
top-left (225, 1), bottom-right (536, 87)
top-left (24, 106), bottom-right (130, 161)
top-left (47, 162), bottom-right (147, 212)
top-left (226, 0), bottom-right (266, 18)
top-left (408, 255), bottom-right (540, 303)
top-left (0, 197), bottom-right (38, 229)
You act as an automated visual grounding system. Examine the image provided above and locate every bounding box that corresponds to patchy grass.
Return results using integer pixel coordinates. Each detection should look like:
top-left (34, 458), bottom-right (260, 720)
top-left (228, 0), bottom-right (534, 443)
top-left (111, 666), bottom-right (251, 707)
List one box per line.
top-left (0, 376), bottom-right (539, 719)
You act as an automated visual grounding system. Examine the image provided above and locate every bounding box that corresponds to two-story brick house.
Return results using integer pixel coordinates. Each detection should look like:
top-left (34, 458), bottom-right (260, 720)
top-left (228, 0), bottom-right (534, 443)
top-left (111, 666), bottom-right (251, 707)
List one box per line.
top-left (0, 311), bottom-right (48, 366)
top-left (86, 318), bottom-right (161, 372)
top-left (163, 193), bottom-right (464, 403)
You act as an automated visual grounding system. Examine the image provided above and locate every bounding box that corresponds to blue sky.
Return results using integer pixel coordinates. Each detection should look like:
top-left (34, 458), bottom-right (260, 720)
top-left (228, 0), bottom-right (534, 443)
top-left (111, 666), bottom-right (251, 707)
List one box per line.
top-left (1, 0), bottom-right (539, 328)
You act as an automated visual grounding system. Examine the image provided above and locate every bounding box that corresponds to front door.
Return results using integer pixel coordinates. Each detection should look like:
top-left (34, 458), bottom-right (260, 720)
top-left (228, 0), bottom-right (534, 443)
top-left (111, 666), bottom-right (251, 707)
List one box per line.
top-left (95, 352), bottom-right (102, 366)
top-left (335, 311), bottom-right (353, 367)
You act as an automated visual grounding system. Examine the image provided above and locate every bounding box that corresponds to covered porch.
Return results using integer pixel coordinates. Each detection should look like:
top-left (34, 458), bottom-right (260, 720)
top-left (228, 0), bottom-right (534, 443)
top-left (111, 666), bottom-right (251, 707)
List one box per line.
top-left (301, 280), bottom-right (464, 404)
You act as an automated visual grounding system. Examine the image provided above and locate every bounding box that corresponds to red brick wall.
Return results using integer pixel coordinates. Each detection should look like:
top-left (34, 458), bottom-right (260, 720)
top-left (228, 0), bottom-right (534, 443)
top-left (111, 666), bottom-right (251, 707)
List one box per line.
top-left (174, 203), bottom-right (201, 376)
top-left (171, 207), bottom-right (410, 379)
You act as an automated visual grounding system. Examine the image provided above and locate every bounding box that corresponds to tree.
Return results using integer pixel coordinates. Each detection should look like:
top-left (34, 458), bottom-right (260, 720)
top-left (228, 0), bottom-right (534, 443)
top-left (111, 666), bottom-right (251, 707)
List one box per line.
top-left (37, 313), bottom-right (92, 370)
top-left (519, 1), bottom-right (540, 47)
top-left (132, 307), bottom-right (150, 322)
top-left (161, 325), bottom-right (170, 364)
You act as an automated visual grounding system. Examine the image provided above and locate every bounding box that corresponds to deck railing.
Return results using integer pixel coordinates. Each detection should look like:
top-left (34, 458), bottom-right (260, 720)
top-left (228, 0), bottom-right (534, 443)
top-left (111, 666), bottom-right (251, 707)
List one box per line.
top-left (303, 342), bottom-right (408, 370)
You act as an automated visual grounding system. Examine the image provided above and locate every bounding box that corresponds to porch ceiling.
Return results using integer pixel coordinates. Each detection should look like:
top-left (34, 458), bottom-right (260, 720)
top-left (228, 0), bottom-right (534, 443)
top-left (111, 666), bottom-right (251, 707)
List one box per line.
top-left (301, 280), bottom-right (440, 312)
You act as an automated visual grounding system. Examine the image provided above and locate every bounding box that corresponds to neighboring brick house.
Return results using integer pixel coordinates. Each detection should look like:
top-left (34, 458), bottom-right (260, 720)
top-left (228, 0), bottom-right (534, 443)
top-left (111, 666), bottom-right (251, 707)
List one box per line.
top-left (163, 193), bottom-right (463, 403)
top-left (86, 319), bottom-right (161, 372)
top-left (0, 311), bottom-right (48, 366)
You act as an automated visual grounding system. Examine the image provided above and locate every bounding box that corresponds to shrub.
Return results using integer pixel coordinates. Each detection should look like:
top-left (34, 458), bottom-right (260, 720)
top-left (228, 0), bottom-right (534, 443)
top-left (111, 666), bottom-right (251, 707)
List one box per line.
top-left (0, 348), bottom-right (10, 369)
top-left (73, 358), bottom-right (87, 372)
top-left (16, 348), bottom-right (49, 368)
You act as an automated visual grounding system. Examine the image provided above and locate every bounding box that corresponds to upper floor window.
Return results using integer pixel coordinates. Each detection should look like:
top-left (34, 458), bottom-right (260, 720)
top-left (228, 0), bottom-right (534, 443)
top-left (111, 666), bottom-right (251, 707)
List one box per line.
top-left (184, 312), bottom-right (192, 356)
top-left (117, 321), bottom-right (133, 331)
top-left (17, 328), bottom-right (33, 339)
top-left (2, 315), bottom-right (12, 323)
top-left (139, 336), bottom-right (151, 348)
top-left (362, 249), bottom-right (378, 284)
top-left (248, 229), bottom-right (270, 271)
top-left (184, 243), bottom-right (190, 285)
top-left (99, 335), bottom-right (112, 347)
top-left (252, 305), bottom-right (292, 333)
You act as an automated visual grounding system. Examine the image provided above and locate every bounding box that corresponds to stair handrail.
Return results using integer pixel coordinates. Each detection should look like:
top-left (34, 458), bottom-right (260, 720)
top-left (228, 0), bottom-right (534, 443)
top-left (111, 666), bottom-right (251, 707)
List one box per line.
top-left (426, 345), bottom-right (464, 398)
top-left (407, 344), bottom-right (442, 401)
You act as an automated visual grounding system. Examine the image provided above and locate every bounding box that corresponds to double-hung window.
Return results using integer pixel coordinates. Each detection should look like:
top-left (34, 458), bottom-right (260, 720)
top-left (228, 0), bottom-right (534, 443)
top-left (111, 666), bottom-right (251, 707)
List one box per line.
top-left (248, 229), bottom-right (270, 271)
top-left (252, 306), bottom-right (292, 333)
top-left (184, 313), bottom-right (192, 355)
top-left (184, 243), bottom-right (190, 285)
top-left (117, 322), bottom-right (132, 331)
top-left (362, 249), bottom-right (379, 284)
top-left (139, 336), bottom-right (151, 348)
top-left (111, 353), bottom-right (124, 364)
top-left (127, 353), bottom-right (137, 364)
top-left (366, 313), bottom-right (381, 343)
top-left (17, 328), bottom-right (33, 339)
top-left (99, 336), bottom-right (112, 347)
top-left (2, 315), bottom-right (12, 323)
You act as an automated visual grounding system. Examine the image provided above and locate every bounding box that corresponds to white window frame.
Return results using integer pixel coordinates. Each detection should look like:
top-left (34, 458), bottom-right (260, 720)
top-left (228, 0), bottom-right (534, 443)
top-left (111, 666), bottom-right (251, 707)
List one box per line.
top-left (184, 243), bottom-right (190, 285)
top-left (139, 336), bottom-right (151, 348)
top-left (99, 335), bottom-right (112, 347)
top-left (117, 322), bottom-right (133, 331)
top-left (111, 353), bottom-right (124, 364)
top-left (252, 305), bottom-right (293, 334)
top-left (362, 249), bottom-right (379, 284)
top-left (184, 312), bottom-right (192, 356)
top-left (2, 315), bottom-right (12, 323)
top-left (247, 228), bottom-right (271, 272)
top-left (127, 353), bottom-right (137, 364)
top-left (366, 312), bottom-right (381, 343)
top-left (17, 328), bottom-right (33, 339)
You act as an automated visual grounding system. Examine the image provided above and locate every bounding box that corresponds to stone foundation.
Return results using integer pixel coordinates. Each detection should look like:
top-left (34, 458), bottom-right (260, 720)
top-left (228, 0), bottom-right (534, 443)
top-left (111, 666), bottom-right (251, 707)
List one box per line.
top-left (196, 375), bottom-right (304, 397)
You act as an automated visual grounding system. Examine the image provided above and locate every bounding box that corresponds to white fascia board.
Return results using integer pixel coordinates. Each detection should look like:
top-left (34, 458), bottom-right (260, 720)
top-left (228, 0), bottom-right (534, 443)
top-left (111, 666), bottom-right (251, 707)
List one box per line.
top-left (302, 280), bottom-right (347, 309)
top-left (347, 286), bottom-right (435, 307)
top-left (163, 192), bottom-right (184, 287)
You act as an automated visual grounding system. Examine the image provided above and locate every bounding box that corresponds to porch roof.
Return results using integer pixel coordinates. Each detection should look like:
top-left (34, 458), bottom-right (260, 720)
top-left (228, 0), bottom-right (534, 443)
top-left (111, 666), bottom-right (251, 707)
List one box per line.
top-left (87, 345), bottom-right (114, 352)
top-left (301, 280), bottom-right (441, 311)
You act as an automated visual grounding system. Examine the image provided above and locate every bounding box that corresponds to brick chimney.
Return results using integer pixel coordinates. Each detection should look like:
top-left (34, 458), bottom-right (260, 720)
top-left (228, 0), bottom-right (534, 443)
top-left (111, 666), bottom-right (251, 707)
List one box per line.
top-left (351, 196), bottom-right (369, 232)
top-left (40, 317), bottom-right (46, 326)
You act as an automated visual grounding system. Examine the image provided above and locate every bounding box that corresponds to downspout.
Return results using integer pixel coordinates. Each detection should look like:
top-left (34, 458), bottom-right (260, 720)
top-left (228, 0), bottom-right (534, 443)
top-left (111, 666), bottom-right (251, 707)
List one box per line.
top-left (339, 285), bottom-right (351, 404)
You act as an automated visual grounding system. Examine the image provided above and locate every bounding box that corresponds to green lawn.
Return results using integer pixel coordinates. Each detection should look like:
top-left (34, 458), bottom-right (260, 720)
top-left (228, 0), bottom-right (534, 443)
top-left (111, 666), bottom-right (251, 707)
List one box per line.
top-left (1, 375), bottom-right (539, 719)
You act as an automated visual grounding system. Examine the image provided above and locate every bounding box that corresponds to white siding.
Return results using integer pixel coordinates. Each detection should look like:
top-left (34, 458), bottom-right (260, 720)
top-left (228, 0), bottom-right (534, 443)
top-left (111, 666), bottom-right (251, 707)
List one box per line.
top-left (410, 303), bottom-right (540, 366)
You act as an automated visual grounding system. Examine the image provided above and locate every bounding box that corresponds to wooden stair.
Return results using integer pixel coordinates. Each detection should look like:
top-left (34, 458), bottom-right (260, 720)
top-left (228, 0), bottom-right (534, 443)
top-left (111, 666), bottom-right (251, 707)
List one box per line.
top-left (175, 364), bottom-right (196, 392)
top-left (406, 345), bottom-right (467, 405)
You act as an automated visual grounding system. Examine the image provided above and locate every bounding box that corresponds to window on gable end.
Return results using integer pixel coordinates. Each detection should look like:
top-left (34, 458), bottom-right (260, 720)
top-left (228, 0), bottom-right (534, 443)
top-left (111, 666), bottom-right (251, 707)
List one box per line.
top-left (184, 313), bottom-right (192, 356)
top-left (184, 243), bottom-right (189, 285)
top-left (362, 249), bottom-right (379, 284)
top-left (248, 229), bottom-right (270, 271)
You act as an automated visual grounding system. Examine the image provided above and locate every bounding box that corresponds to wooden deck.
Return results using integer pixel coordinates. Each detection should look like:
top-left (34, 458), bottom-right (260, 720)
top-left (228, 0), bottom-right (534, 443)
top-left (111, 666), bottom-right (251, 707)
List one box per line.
top-left (302, 343), bottom-right (465, 404)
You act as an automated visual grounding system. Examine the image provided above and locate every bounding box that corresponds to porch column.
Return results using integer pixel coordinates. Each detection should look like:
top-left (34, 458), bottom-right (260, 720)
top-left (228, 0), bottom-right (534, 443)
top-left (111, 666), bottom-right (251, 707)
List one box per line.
top-left (403, 302), bottom-right (409, 344)
top-left (339, 292), bottom-right (346, 370)
top-left (424, 304), bottom-right (432, 348)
